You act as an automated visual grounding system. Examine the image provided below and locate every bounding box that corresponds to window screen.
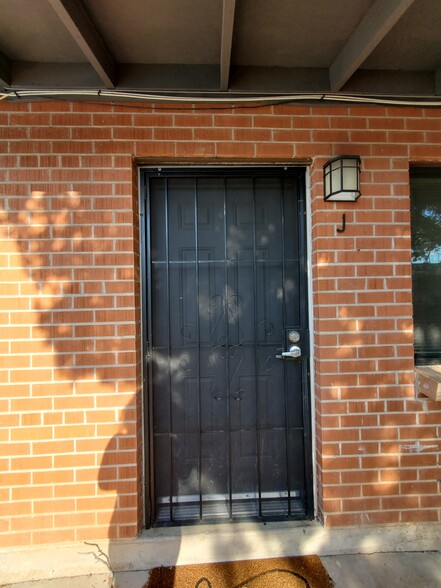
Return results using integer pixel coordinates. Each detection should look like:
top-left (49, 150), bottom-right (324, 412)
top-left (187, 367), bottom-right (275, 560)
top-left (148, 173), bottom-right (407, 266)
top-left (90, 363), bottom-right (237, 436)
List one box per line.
top-left (410, 168), bottom-right (441, 364)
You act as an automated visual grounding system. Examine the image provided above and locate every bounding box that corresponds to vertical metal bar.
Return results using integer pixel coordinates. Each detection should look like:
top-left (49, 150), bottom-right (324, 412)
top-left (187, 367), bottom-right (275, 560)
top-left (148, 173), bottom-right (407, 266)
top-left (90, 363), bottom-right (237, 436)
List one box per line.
top-left (251, 177), bottom-right (263, 518)
top-left (280, 177), bottom-right (292, 517)
top-left (297, 172), bottom-right (309, 350)
top-left (144, 174), bottom-right (155, 526)
top-left (164, 177), bottom-right (174, 523)
top-left (194, 178), bottom-right (203, 520)
top-left (224, 177), bottom-right (233, 519)
top-left (297, 171), bottom-right (314, 518)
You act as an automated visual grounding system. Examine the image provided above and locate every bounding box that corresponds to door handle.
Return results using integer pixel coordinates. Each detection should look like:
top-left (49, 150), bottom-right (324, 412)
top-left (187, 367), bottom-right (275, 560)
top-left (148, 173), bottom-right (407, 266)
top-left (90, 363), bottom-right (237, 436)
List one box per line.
top-left (276, 345), bottom-right (301, 360)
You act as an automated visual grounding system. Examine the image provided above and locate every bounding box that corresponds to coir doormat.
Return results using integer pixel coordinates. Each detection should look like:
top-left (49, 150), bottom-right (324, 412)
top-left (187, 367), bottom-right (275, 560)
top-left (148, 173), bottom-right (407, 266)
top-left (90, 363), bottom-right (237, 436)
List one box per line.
top-left (144, 555), bottom-right (334, 588)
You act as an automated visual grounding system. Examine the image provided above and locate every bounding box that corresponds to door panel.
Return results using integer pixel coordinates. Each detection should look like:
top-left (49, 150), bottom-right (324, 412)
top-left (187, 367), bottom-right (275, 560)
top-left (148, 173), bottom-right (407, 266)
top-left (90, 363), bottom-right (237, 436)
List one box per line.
top-left (144, 168), bottom-right (312, 524)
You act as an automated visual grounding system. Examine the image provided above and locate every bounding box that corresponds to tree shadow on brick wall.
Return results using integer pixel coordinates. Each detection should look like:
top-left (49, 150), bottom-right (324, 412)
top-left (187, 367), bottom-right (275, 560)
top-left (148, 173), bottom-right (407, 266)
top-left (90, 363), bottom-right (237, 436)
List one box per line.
top-left (5, 190), bottom-right (138, 382)
top-left (3, 189), bottom-right (147, 567)
top-left (98, 403), bottom-right (163, 588)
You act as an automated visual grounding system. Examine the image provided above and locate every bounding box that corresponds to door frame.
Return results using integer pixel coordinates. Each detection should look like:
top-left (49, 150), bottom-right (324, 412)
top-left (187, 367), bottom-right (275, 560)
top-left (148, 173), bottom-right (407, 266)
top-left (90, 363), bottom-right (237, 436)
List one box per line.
top-left (139, 165), bottom-right (314, 527)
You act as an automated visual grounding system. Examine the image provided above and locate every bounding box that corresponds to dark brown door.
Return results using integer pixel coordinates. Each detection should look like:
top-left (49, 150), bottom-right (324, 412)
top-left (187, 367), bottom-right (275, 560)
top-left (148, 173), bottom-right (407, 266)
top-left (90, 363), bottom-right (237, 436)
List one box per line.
top-left (143, 168), bottom-right (312, 525)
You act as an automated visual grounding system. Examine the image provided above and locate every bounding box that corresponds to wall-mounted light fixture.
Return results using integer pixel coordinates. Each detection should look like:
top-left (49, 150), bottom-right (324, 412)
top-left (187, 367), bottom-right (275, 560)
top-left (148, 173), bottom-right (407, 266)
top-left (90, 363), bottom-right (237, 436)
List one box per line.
top-left (323, 155), bottom-right (361, 202)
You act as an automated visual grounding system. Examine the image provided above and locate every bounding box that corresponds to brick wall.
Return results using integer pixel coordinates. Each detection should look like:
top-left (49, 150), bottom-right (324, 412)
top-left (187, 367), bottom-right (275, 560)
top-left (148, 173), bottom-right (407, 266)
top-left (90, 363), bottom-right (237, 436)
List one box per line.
top-left (1, 100), bottom-right (440, 546)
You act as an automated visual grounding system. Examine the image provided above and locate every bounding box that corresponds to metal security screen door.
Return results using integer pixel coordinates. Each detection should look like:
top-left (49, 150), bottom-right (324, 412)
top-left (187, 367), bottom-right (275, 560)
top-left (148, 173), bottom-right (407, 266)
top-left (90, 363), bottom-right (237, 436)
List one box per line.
top-left (143, 167), bottom-right (312, 525)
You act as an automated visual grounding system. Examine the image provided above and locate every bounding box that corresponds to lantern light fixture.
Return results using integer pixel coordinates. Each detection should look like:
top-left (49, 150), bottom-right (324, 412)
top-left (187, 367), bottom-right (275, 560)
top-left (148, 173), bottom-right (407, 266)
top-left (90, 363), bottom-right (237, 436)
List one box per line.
top-left (323, 155), bottom-right (361, 202)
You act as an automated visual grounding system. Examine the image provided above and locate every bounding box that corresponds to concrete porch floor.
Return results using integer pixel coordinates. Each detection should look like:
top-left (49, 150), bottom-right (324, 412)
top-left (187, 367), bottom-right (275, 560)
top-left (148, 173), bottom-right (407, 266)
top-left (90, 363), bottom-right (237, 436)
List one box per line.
top-left (1, 522), bottom-right (440, 587)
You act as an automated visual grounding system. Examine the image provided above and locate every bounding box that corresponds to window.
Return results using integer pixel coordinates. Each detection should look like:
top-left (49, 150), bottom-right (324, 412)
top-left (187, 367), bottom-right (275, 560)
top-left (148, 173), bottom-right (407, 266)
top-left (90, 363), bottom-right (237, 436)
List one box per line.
top-left (410, 168), bottom-right (441, 365)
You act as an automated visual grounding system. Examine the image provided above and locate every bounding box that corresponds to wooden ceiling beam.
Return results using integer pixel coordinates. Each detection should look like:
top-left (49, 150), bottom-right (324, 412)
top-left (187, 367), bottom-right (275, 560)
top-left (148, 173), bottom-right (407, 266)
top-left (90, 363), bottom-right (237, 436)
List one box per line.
top-left (329, 0), bottom-right (415, 92)
top-left (48, 0), bottom-right (115, 88)
top-left (220, 0), bottom-right (236, 91)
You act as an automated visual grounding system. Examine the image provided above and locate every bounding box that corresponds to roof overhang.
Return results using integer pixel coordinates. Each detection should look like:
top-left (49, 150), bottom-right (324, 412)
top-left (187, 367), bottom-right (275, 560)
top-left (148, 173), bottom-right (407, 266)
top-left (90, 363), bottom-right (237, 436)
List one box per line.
top-left (0, 0), bottom-right (440, 104)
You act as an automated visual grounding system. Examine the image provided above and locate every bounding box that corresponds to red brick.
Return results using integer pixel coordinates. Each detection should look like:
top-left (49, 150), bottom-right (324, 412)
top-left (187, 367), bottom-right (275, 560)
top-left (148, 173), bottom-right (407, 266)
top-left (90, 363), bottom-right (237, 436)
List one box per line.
top-left (72, 127), bottom-right (112, 141)
top-left (389, 130), bottom-right (425, 143)
top-left (272, 129), bottom-right (312, 142)
top-left (132, 113), bottom-right (172, 127)
top-left (253, 115), bottom-right (292, 129)
top-left (30, 102), bottom-right (71, 113)
top-left (401, 510), bottom-right (439, 523)
top-left (214, 115), bottom-right (253, 127)
top-left (216, 142), bottom-right (255, 158)
top-left (174, 114), bottom-right (213, 127)
top-left (155, 128), bottom-right (194, 141)
top-left (194, 128), bottom-right (232, 141)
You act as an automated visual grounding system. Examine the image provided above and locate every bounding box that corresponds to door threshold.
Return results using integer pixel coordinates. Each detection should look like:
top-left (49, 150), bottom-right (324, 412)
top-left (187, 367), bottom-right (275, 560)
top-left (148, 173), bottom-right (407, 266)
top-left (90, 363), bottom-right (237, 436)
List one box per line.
top-left (143, 518), bottom-right (316, 539)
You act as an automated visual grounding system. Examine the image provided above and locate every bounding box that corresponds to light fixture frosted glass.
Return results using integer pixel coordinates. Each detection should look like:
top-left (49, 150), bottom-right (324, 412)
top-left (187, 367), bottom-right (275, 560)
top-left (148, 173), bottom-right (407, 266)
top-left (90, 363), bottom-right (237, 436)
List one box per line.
top-left (323, 156), bottom-right (361, 202)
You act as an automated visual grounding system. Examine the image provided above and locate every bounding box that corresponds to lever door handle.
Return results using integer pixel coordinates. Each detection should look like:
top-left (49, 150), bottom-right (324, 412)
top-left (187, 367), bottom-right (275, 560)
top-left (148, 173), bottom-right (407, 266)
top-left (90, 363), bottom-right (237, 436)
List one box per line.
top-left (276, 345), bottom-right (301, 360)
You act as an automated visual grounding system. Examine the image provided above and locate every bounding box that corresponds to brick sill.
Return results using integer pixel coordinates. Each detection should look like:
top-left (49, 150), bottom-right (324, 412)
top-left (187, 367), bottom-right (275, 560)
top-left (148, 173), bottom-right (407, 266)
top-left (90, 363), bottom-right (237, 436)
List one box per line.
top-left (415, 365), bottom-right (441, 400)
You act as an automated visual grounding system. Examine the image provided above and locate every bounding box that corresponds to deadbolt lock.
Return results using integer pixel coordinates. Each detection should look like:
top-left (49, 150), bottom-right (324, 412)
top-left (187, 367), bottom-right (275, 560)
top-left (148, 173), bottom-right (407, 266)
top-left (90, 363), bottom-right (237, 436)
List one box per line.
top-left (288, 330), bottom-right (301, 343)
